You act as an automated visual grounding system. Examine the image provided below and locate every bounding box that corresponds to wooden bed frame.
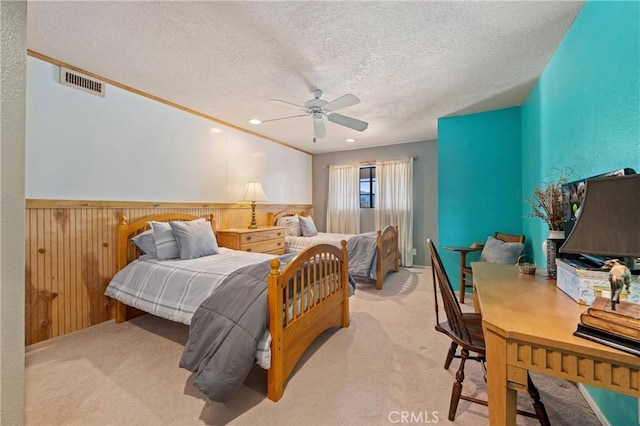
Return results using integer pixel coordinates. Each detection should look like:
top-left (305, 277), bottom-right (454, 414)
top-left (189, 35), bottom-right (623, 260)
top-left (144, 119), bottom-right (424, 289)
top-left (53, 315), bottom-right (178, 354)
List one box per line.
top-left (114, 212), bottom-right (350, 402)
top-left (268, 210), bottom-right (399, 290)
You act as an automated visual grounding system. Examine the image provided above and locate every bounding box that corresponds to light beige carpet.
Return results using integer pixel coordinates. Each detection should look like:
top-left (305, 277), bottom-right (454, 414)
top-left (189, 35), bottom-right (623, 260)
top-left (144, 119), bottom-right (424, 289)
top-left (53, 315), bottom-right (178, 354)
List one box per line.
top-left (25, 267), bottom-right (602, 425)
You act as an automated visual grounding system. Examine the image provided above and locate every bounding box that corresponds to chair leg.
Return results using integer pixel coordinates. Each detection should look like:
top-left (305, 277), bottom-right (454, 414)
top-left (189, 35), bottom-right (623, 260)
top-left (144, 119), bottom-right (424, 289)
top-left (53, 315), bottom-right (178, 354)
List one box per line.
top-left (448, 348), bottom-right (468, 421)
top-left (527, 374), bottom-right (551, 426)
top-left (444, 341), bottom-right (458, 369)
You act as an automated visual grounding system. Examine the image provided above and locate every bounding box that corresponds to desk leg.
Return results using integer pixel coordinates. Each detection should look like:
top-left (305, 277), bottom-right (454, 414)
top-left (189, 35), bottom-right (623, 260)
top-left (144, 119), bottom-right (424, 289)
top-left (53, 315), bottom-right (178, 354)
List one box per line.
top-left (473, 283), bottom-right (480, 314)
top-left (459, 252), bottom-right (467, 303)
top-left (484, 326), bottom-right (517, 426)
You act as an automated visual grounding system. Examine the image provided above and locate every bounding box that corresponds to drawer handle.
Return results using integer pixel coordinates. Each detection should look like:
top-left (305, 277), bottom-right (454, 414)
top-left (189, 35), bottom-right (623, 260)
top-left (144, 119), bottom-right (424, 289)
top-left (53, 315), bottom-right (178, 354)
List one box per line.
top-left (277, 232), bottom-right (282, 236)
top-left (245, 236), bottom-right (252, 241)
top-left (246, 248), bottom-right (252, 252)
top-left (277, 242), bottom-right (282, 246)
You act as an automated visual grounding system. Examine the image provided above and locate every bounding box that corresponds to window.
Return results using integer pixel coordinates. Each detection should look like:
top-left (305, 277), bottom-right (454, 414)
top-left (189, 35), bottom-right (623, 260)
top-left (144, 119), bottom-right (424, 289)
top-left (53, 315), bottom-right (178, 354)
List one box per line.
top-left (360, 166), bottom-right (376, 208)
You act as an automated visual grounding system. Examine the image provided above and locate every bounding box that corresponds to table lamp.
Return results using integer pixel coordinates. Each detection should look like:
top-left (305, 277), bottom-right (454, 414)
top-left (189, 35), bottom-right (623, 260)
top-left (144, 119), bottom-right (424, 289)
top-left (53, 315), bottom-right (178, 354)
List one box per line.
top-left (240, 182), bottom-right (268, 229)
top-left (562, 173), bottom-right (640, 353)
top-left (559, 173), bottom-right (640, 271)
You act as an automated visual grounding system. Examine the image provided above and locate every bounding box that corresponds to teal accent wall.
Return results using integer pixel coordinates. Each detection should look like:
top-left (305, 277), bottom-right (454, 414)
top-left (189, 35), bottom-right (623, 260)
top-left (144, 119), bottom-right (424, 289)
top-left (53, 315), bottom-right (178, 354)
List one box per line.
top-left (437, 107), bottom-right (522, 291)
top-left (437, 0), bottom-right (639, 423)
top-left (584, 386), bottom-right (638, 426)
top-left (522, 0), bottom-right (640, 264)
top-left (522, 1), bottom-right (640, 423)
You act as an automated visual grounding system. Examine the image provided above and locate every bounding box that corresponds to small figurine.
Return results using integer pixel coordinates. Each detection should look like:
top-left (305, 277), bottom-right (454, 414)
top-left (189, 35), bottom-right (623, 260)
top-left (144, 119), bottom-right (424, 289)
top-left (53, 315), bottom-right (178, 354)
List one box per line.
top-left (608, 262), bottom-right (632, 311)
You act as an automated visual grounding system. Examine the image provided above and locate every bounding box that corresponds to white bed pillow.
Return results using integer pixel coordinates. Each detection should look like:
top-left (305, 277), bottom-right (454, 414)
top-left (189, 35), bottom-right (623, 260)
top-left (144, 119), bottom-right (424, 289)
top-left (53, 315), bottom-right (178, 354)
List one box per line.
top-left (275, 215), bottom-right (290, 227)
top-left (150, 221), bottom-right (180, 260)
top-left (169, 218), bottom-right (220, 260)
top-left (286, 220), bottom-right (302, 237)
top-left (299, 215), bottom-right (318, 237)
top-left (277, 215), bottom-right (303, 237)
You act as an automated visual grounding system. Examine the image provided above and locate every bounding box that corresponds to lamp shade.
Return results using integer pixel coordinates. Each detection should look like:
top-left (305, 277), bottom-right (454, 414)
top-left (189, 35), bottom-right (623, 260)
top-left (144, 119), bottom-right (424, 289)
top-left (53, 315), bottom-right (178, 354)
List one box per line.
top-left (559, 174), bottom-right (640, 258)
top-left (240, 182), bottom-right (268, 202)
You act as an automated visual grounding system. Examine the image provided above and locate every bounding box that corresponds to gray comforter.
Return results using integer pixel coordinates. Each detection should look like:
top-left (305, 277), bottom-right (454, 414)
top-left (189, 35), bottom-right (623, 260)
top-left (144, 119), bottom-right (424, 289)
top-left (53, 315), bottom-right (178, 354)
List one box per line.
top-left (179, 254), bottom-right (295, 401)
top-left (347, 231), bottom-right (378, 278)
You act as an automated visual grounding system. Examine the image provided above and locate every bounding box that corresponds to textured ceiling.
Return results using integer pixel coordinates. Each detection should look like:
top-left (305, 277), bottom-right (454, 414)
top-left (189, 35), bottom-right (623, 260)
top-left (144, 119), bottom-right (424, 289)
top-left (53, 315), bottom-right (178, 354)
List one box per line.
top-left (27, 1), bottom-right (584, 154)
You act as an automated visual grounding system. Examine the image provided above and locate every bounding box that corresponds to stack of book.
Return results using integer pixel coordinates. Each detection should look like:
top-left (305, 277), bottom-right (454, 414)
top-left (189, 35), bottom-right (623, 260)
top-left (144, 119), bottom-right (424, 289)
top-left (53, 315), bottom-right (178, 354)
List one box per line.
top-left (574, 296), bottom-right (640, 356)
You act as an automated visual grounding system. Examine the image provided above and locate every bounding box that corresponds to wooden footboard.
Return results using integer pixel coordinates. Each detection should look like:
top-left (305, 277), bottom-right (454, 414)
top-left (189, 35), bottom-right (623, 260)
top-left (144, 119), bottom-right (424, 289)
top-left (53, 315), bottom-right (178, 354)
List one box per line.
top-left (269, 209), bottom-right (399, 291)
top-left (375, 225), bottom-right (399, 290)
top-left (266, 241), bottom-right (350, 401)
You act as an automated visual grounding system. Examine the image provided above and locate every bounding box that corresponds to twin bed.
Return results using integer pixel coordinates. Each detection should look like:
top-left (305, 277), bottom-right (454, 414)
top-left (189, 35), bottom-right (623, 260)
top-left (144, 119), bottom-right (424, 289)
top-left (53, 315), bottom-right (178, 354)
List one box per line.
top-left (106, 212), bottom-right (351, 402)
top-left (269, 210), bottom-right (399, 290)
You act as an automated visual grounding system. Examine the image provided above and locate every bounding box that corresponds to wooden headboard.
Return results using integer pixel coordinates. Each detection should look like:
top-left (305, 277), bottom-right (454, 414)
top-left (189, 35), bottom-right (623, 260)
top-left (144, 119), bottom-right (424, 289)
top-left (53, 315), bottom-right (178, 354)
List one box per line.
top-left (268, 209), bottom-right (309, 226)
top-left (117, 213), bottom-right (216, 270)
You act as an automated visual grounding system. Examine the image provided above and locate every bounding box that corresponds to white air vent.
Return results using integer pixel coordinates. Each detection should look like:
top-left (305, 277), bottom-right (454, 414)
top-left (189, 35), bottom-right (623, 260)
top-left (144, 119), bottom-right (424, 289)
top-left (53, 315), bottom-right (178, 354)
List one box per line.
top-left (60, 67), bottom-right (105, 97)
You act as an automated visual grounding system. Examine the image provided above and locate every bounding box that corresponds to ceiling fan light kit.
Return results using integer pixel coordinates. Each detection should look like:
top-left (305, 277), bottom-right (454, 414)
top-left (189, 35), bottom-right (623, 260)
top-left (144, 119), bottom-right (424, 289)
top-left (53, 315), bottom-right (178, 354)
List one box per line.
top-left (264, 89), bottom-right (368, 142)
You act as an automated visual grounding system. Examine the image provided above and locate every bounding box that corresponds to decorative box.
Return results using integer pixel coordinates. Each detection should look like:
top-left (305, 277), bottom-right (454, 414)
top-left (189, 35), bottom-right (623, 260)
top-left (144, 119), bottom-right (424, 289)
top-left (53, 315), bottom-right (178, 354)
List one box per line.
top-left (556, 259), bottom-right (640, 305)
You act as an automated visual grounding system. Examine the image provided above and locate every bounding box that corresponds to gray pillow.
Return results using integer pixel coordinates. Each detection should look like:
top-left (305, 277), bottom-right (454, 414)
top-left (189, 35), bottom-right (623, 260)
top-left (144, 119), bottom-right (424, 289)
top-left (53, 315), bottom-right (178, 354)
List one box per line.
top-left (479, 236), bottom-right (524, 264)
top-left (150, 221), bottom-right (180, 260)
top-left (169, 218), bottom-right (219, 260)
top-left (299, 215), bottom-right (318, 237)
top-left (131, 229), bottom-right (157, 257)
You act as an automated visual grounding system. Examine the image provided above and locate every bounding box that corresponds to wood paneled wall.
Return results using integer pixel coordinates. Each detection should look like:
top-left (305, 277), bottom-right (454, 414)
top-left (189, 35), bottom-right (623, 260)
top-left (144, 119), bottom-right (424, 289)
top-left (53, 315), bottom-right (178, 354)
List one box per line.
top-left (25, 200), bottom-right (312, 346)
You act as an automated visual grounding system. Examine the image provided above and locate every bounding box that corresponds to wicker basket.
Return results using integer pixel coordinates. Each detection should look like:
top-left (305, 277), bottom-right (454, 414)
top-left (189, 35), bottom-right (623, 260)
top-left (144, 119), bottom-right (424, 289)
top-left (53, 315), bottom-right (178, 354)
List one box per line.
top-left (517, 255), bottom-right (537, 275)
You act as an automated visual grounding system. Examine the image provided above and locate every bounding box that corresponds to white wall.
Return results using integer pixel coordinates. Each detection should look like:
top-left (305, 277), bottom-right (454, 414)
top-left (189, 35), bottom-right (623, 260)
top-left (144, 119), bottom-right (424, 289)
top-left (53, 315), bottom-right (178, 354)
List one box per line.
top-left (26, 57), bottom-right (312, 203)
top-left (1, 1), bottom-right (27, 424)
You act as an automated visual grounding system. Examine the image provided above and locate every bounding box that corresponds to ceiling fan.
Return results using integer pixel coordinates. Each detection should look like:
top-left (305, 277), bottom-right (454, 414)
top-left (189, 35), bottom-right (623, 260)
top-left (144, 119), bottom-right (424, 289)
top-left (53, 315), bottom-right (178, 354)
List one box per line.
top-left (261, 90), bottom-right (368, 142)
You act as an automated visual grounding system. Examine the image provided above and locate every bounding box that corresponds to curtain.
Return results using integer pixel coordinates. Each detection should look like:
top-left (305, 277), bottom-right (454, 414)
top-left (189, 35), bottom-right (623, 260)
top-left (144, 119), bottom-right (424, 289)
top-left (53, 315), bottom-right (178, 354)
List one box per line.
top-left (326, 163), bottom-right (361, 234)
top-left (375, 158), bottom-right (414, 267)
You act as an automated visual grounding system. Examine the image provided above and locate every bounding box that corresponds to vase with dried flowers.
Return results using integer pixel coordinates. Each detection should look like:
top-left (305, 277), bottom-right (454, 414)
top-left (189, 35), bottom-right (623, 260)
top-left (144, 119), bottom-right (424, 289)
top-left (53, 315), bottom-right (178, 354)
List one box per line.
top-left (526, 167), bottom-right (572, 277)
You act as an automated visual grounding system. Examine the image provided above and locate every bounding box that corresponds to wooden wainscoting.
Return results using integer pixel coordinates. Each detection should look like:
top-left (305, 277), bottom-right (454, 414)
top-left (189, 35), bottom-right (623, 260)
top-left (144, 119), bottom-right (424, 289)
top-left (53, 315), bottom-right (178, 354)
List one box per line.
top-left (25, 200), bottom-right (312, 346)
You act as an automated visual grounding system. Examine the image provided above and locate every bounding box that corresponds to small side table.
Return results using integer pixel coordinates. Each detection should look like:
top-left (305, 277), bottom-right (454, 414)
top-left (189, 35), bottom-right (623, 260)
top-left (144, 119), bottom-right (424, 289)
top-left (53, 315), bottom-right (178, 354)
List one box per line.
top-left (443, 245), bottom-right (482, 304)
top-left (217, 226), bottom-right (285, 254)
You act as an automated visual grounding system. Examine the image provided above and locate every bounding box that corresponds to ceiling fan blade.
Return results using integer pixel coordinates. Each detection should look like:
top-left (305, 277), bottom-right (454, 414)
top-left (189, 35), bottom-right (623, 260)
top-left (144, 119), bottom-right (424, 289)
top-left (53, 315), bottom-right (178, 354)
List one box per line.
top-left (269, 99), bottom-right (306, 111)
top-left (324, 94), bottom-right (360, 112)
top-left (327, 113), bottom-right (368, 132)
top-left (314, 118), bottom-right (326, 139)
top-left (260, 114), bottom-right (308, 123)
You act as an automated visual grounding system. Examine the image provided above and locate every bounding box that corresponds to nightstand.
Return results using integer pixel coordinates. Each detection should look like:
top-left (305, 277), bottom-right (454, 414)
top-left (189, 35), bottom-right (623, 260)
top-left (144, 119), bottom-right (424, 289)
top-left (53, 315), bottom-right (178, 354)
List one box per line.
top-left (217, 226), bottom-right (285, 254)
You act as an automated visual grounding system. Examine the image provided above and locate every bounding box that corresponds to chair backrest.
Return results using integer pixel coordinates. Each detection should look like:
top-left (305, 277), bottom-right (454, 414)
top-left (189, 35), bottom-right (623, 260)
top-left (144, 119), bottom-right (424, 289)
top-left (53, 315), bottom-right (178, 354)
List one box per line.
top-left (427, 239), bottom-right (477, 346)
top-left (494, 232), bottom-right (525, 244)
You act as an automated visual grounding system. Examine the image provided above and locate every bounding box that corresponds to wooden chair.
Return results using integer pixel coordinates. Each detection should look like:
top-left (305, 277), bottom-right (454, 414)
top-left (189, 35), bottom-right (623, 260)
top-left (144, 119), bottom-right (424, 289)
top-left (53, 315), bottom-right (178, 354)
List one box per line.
top-left (460, 232), bottom-right (525, 302)
top-left (427, 239), bottom-right (549, 424)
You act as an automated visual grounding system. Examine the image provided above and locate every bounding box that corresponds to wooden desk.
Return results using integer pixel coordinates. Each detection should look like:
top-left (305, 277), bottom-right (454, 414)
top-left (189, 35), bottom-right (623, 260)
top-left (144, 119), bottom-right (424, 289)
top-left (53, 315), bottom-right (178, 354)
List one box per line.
top-left (444, 245), bottom-right (482, 303)
top-left (473, 262), bottom-right (640, 426)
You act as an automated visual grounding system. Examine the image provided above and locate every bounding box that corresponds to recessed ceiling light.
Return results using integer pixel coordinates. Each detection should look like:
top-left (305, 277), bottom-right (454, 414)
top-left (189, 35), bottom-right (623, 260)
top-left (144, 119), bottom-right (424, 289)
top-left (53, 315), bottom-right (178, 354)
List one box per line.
top-left (249, 118), bottom-right (262, 125)
top-left (210, 127), bottom-right (221, 133)
top-left (346, 138), bottom-right (355, 143)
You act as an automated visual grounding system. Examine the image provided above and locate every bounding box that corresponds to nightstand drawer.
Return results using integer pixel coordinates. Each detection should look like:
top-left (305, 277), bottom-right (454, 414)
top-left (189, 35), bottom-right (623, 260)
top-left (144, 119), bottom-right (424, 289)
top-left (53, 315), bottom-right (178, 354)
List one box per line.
top-left (240, 239), bottom-right (284, 254)
top-left (240, 228), bottom-right (284, 244)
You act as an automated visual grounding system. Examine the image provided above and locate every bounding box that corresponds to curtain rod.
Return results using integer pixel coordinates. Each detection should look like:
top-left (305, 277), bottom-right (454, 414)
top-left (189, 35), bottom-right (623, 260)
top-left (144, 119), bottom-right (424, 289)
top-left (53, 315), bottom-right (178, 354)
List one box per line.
top-left (326, 156), bottom-right (418, 168)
